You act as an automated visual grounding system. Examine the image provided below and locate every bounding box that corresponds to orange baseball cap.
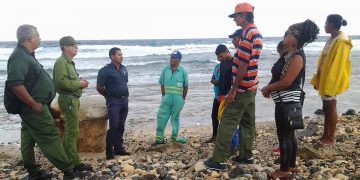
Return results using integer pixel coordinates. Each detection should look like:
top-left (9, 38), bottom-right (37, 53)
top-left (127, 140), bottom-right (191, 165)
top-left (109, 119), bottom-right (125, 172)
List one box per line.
top-left (228, 2), bottom-right (254, 18)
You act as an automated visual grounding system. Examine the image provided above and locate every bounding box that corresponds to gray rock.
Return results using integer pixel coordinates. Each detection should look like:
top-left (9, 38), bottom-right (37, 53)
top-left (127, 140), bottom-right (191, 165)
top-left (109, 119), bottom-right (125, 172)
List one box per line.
top-left (262, 167), bottom-right (275, 174)
top-left (314, 109), bottom-right (324, 115)
top-left (336, 134), bottom-right (348, 143)
top-left (309, 166), bottom-right (320, 174)
top-left (342, 109), bottom-right (356, 116)
top-left (229, 165), bottom-right (246, 178)
top-left (157, 168), bottom-right (167, 179)
top-left (253, 172), bottom-right (267, 180)
top-left (296, 122), bottom-right (319, 140)
top-left (111, 165), bottom-right (120, 173)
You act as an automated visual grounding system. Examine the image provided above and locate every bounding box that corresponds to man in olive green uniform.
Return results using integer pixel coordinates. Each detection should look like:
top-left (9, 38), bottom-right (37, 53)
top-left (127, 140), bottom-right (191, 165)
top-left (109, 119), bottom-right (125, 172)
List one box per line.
top-left (53, 36), bottom-right (91, 172)
top-left (6, 25), bottom-right (79, 180)
top-left (154, 51), bottom-right (188, 145)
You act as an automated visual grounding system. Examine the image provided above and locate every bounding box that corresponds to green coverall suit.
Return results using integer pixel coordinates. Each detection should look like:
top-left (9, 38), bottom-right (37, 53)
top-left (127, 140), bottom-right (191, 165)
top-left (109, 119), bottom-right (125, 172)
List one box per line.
top-left (53, 54), bottom-right (82, 166)
top-left (6, 45), bottom-right (73, 173)
top-left (156, 65), bottom-right (188, 143)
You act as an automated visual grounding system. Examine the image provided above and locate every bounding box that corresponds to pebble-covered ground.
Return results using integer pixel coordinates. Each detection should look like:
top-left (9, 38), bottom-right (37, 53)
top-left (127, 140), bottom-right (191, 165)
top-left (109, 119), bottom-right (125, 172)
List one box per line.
top-left (1, 111), bottom-right (359, 180)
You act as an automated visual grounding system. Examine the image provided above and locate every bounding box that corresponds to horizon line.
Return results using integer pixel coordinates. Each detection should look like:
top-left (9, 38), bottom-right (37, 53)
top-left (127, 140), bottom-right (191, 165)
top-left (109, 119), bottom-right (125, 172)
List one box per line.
top-left (1, 35), bottom-right (359, 42)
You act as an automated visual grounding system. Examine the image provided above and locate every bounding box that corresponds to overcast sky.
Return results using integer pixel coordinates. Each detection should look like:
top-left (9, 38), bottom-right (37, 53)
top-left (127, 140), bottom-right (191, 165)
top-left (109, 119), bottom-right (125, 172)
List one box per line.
top-left (0, 0), bottom-right (358, 41)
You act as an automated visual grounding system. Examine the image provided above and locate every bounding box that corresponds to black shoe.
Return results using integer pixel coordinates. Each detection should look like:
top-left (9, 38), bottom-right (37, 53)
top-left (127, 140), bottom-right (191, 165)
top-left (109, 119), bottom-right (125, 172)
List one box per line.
top-left (63, 169), bottom-right (89, 180)
top-left (63, 170), bottom-right (75, 180)
top-left (204, 136), bottom-right (216, 143)
top-left (28, 170), bottom-right (53, 180)
top-left (114, 149), bottom-right (131, 156)
top-left (204, 158), bottom-right (227, 171)
top-left (106, 153), bottom-right (115, 160)
top-left (74, 163), bottom-right (93, 172)
top-left (231, 156), bottom-right (254, 164)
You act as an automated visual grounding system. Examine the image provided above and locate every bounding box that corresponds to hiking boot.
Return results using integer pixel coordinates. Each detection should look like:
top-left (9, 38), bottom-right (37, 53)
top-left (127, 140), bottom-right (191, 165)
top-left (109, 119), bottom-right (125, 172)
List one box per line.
top-left (204, 158), bottom-right (227, 171)
top-left (204, 136), bottom-right (216, 143)
top-left (115, 149), bottom-right (131, 156)
top-left (231, 156), bottom-right (254, 164)
top-left (28, 170), bottom-right (52, 180)
top-left (74, 163), bottom-right (93, 172)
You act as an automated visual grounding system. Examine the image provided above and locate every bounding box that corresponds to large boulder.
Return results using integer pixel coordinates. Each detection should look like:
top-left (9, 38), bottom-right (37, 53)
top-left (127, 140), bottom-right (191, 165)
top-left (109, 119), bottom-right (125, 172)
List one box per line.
top-left (51, 94), bottom-right (108, 153)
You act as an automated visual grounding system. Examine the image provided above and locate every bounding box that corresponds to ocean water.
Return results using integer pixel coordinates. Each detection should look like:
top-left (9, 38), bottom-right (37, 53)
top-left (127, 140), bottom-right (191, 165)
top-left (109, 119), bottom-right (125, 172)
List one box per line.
top-left (0, 37), bottom-right (359, 143)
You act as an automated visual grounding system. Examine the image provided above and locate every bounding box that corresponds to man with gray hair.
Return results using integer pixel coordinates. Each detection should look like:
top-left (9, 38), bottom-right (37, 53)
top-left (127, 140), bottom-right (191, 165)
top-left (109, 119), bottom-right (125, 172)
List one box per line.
top-left (5, 24), bottom-right (82, 180)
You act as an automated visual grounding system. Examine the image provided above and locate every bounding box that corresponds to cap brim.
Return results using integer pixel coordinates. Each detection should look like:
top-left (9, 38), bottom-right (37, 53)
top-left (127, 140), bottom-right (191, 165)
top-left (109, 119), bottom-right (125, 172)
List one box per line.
top-left (228, 34), bottom-right (234, 38)
top-left (228, 13), bottom-right (236, 18)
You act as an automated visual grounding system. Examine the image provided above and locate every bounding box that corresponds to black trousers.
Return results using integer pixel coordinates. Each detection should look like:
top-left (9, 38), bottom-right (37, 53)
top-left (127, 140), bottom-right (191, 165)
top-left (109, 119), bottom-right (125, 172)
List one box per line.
top-left (211, 98), bottom-right (220, 137)
top-left (275, 104), bottom-right (297, 171)
top-left (106, 97), bottom-right (129, 155)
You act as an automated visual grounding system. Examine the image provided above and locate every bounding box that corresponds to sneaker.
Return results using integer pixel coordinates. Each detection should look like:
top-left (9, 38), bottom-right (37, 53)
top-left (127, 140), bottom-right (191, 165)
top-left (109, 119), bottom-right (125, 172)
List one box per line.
top-left (171, 137), bottom-right (187, 143)
top-left (74, 163), bottom-right (93, 172)
top-left (231, 156), bottom-right (254, 164)
top-left (204, 136), bottom-right (216, 143)
top-left (28, 170), bottom-right (53, 180)
top-left (204, 158), bottom-right (227, 171)
top-left (114, 149), bottom-right (131, 156)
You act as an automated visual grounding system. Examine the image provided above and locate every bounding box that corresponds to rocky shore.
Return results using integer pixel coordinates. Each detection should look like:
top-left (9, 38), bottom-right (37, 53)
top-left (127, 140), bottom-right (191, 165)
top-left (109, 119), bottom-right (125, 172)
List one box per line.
top-left (1, 111), bottom-right (359, 179)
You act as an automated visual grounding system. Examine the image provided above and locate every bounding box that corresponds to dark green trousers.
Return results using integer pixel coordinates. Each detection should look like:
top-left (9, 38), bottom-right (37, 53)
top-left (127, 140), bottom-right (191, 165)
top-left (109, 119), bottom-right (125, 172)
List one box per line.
top-left (212, 90), bottom-right (256, 163)
top-left (20, 103), bottom-right (73, 173)
top-left (58, 94), bottom-right (81, 166)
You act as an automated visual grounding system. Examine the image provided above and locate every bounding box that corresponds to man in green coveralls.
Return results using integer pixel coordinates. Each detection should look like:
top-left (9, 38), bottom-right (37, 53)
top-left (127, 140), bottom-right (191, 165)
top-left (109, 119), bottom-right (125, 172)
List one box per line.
top-left (53, 36), bottom-right (92, 172)
top-left (153, 51), bottom-right (188, 145)
top-left (6, 25), bottom-right (83, 180)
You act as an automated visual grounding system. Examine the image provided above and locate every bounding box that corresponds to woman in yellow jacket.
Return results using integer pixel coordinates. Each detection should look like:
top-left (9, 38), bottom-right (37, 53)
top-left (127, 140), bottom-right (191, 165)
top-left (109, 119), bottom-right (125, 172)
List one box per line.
top-left (310, 14), bottom-right (353, 147)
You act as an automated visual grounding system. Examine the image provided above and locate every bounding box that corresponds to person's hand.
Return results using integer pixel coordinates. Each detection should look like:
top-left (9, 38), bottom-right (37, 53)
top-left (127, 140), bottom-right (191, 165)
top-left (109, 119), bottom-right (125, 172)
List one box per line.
top-left (32, 102), bottom-right (42, 113)
top-left (261, 86), bottom-right (271, 98)
top-left (80, 79), bottom-right (89, 89)
top-left (225, 90), bottom-right (236, 103)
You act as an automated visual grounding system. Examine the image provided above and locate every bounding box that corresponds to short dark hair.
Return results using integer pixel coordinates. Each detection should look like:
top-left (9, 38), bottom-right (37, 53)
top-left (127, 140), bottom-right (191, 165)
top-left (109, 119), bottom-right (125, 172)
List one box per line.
top-left (215, 44), bottom-right (229, 55)
top-left (109, 47), bottom-right (121, 59)
top-left (327, 14), bottom-right (347, 30)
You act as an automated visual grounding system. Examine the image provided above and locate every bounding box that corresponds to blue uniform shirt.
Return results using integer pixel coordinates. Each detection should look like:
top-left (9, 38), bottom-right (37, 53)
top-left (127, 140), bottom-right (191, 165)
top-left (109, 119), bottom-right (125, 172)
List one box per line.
top-left (213, 63), bottom-right (220, 100)
top-left (97, 63), bottom-right (129, 99)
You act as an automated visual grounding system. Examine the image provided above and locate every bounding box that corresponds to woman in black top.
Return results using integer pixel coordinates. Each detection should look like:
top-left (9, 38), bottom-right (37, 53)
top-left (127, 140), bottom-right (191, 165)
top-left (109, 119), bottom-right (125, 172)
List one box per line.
top-left (261, 19), bottom-right (319, 179)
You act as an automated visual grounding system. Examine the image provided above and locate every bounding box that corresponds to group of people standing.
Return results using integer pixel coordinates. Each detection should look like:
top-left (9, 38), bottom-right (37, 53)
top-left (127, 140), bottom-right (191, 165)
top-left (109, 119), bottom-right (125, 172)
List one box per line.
top-left (204, 2), bottom-right (353, 179)
top-left (4, 2), bottom-right (353, 180)
top-left (5, 24), bottom-right (189, 179)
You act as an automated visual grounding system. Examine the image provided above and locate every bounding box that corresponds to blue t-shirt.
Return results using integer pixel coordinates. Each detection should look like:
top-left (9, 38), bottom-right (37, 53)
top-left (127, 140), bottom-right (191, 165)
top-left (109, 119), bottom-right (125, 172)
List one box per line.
top-left (213, 63), bottom-right (220, 99)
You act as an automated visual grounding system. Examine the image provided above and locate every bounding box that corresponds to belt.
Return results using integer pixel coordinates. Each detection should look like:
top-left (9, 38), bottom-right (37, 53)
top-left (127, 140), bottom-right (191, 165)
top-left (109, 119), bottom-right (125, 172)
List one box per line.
top-left (58, 93), bottom-right (80, 99)
top-left (107, 96), bottom-right (128, 99)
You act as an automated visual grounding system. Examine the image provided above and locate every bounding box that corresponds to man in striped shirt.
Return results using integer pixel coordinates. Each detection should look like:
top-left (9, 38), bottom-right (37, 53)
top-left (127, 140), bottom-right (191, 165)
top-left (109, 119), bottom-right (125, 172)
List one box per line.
top-left (205, 2), bottom-right (263, 170)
